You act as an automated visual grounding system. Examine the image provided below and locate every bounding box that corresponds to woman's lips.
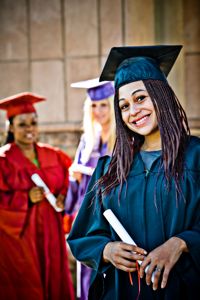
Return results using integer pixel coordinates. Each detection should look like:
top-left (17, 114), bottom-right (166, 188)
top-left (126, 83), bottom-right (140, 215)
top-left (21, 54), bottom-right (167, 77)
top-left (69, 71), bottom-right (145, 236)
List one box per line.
top-left (25, 133), bottom-right (34, 139)
top-left (132, 114), bottom-right (150, 126)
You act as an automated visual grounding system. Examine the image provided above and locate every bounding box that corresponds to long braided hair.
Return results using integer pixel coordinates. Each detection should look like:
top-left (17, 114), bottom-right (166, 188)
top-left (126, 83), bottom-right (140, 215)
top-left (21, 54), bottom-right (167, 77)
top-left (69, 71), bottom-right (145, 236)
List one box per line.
top-left (97, 79), bottom-right (190, 199)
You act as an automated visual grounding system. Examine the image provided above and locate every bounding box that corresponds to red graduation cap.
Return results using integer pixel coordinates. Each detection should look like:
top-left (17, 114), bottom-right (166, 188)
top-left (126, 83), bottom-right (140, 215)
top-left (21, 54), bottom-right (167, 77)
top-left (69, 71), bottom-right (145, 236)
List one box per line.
top-left (0, 92), bottom-right (46, 118)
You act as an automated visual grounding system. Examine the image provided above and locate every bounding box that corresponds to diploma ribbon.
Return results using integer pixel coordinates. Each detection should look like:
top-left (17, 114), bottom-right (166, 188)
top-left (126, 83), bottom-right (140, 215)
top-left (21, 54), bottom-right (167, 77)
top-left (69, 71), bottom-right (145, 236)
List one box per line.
top-left (136, 261), bottom-right (141, 300)
top-left (128, 261), bottom-right (141, 300)
top-left (129, 272), bottom-right (133, 285)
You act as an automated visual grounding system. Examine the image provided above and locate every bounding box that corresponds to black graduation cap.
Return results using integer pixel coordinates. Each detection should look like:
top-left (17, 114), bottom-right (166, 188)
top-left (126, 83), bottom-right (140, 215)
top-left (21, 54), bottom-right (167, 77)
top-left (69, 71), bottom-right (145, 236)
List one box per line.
top-left (99, 45), bottom-right (182, 88)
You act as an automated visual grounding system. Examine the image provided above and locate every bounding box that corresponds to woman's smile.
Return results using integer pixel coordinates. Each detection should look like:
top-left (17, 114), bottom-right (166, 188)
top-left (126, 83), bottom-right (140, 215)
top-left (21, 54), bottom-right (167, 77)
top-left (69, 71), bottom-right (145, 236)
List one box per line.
top-left (131, 114), bottom-right (151, 126)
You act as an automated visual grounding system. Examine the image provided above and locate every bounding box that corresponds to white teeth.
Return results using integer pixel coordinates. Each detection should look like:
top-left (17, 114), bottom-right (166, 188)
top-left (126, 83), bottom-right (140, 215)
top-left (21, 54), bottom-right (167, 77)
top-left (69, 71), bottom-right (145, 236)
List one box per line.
top-left (135, 116), bottom-right (148, 125)
top-left (26, 133), bottom-right (33, 138)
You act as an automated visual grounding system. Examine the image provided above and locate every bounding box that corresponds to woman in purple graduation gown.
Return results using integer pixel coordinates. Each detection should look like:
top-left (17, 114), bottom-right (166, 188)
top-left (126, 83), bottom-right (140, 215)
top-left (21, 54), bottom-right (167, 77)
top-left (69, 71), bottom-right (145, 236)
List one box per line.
top-left (65, 78), bottom-right (115, 300)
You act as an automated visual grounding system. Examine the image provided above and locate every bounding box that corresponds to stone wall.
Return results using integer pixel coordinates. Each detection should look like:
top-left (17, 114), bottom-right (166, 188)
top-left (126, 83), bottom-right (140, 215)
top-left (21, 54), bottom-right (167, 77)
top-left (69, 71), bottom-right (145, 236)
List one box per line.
top-left (0, 0), bottom-right (199, 157)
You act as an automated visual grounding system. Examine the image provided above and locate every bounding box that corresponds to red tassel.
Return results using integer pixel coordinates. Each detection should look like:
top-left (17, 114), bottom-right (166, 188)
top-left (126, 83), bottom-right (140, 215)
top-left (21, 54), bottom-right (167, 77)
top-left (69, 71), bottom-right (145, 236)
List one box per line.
top-left (128, 261), bottom-right (141, 300)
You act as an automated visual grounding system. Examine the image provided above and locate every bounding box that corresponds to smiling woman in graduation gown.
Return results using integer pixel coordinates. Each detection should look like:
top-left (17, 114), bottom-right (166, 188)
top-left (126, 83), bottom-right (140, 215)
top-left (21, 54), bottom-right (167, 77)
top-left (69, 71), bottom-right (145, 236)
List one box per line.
top-left (0, 92), bottom-right (75, 300)
top-left (68, 141), bottom-right (200, 300)
top-left (67, 45), bottom-right (200, 300)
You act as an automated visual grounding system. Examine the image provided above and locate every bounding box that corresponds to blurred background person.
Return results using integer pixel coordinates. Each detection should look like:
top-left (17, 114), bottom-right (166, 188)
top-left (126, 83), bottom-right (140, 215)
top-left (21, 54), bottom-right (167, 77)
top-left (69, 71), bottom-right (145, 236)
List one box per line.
top-left (64, 78), bottom-right (115, 300)
top-left (0, 92), bottom-right (75, 300)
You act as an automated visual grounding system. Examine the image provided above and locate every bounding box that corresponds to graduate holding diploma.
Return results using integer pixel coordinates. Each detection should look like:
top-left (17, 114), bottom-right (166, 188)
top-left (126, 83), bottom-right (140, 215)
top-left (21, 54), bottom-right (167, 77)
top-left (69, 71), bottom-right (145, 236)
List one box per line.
top-left (0, 92), bottom-right (75, 300)
top-left (68, 45), bottom-right (200, 300)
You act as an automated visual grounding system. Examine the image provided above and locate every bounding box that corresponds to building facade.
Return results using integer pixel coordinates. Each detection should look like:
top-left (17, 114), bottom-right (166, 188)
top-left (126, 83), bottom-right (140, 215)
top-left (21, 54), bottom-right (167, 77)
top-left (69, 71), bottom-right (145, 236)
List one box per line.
top-left (0, 0), bottom-right (199, 156)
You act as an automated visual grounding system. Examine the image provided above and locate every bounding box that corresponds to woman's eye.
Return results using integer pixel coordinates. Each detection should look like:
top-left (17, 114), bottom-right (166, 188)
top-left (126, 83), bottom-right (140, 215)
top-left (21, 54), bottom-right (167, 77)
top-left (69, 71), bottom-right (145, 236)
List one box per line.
top-left (18, 121), bottom-right (38, 127)
top-left (136, 95), bottom-right (145, 103)
top-left (119, 103), bottom-right (129, 111)
top-left (100, 103), bottom-right (108, 108)
top-left (18, 123), bottom-right (26, 127)
top-left (31, 121), bottom-right (38, 126)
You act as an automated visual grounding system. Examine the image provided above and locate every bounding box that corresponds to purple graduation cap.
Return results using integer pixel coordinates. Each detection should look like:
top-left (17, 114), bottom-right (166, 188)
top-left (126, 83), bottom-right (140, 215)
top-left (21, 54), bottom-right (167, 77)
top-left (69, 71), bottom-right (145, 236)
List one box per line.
top-left (70, 77), bottom-right (114, 101)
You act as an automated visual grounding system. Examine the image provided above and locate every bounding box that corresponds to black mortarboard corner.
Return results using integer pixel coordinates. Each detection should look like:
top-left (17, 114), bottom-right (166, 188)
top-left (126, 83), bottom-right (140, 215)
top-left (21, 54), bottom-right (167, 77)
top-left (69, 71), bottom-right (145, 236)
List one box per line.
top-left (99, 45), bottom-right (182, 89)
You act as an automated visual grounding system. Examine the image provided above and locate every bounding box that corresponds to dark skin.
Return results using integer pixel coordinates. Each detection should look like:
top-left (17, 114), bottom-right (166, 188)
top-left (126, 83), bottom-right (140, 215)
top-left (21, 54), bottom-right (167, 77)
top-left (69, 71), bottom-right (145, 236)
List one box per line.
top-left (103, 81), bottom-right (188, 290)
top-left (9, 112), bottom-right (65, 209)
top-left (103, 237), bottom-right (188, 290)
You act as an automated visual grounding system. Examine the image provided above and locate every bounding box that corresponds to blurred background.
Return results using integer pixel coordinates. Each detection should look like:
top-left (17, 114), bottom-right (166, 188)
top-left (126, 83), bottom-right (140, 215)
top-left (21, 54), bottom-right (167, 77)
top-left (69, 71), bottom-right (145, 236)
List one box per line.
top-left (0, 0), bottom-right (199, 157)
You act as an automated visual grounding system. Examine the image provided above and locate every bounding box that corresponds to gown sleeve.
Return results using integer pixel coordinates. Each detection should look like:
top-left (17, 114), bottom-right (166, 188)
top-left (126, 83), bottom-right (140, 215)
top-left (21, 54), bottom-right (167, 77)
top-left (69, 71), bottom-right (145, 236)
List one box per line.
top-left (0, 159), bottom-right (10, 191)
top-left (177, 171), bottom-right (200, 274)
top-left (65, 133), bottom-right (97, 215)
top-left (175, 138), bottom-right (200, 283)
top-left (67, 156), bottom-right (112, 274)
top-left (0, 154), bottom-right (28, 237)
top-left (55, 148), bottom-right (72, 196)
top-left (65, 137), bottom-right (85, 214)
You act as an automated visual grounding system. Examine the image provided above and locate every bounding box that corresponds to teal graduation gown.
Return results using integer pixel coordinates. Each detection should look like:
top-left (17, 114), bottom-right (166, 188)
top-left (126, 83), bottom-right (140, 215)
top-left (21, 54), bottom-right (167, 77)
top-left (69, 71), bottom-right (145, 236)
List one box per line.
top-left (67, 136), bottom-right (200, 300)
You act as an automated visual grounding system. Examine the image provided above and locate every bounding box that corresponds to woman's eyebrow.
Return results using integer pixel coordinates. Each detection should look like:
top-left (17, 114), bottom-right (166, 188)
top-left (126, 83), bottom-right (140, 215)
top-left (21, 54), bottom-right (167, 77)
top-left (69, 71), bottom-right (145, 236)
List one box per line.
top-left (119, 89), bottom-right (145, 102)
top-left (131, 89), bottom-right (145, 96)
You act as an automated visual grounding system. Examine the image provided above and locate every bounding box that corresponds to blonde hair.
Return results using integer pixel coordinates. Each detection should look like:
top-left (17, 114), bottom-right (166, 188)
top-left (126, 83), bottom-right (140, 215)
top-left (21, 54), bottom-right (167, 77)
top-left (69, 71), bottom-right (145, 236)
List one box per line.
top-left (80, 95), bottom-right (115, 164)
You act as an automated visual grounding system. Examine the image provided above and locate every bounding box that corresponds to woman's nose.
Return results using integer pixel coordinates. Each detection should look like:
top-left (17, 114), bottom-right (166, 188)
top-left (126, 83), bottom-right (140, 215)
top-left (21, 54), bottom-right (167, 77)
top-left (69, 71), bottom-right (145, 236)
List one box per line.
top-left (94, 106), bottom-right (102, 114)
top-left (130, 104), bottom-right (140, 115)
top-left (25, 124), bottom-right (35, 130)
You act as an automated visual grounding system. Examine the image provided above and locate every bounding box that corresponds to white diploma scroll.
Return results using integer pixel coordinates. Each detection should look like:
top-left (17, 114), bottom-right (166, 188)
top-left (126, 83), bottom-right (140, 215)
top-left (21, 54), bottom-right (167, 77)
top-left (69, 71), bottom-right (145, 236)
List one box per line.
top-left (103, 209), bottom-right (155, 282)
top-left (70, 164), bottom-right (94, 176)
top-left (31, 173), bottom-right (63, 212)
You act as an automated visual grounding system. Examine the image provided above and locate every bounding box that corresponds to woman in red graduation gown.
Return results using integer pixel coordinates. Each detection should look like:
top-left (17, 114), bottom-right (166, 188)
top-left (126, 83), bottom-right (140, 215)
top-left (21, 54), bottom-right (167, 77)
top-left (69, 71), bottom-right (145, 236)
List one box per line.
top-left (0, 92), bottom-right (75, 300)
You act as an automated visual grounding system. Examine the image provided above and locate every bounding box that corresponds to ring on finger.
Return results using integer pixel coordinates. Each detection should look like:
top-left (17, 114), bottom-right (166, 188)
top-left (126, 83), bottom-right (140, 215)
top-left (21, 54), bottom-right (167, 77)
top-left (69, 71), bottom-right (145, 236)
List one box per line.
top-left (155, 266), bottom-right (162, 272)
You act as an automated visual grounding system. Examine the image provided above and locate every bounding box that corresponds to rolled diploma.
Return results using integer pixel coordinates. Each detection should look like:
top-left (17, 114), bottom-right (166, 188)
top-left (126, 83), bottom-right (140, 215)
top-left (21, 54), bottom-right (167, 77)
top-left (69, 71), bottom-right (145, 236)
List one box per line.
top-left (103, 209), bottom-right (155, 282)
top-left (70, 164), bottom-right (94, 176)
top-left (31, 173), bottom-right (63, 212)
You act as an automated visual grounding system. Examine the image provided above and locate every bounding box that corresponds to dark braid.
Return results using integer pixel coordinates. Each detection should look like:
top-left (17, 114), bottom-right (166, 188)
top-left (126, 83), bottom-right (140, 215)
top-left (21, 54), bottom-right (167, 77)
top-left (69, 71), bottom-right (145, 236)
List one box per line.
top-left (143, 79), bottom-right (190, 194)
top-left (97, 92), bottom-right (144, 200)
top-left (97, 79), bottom-right (190, 201)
